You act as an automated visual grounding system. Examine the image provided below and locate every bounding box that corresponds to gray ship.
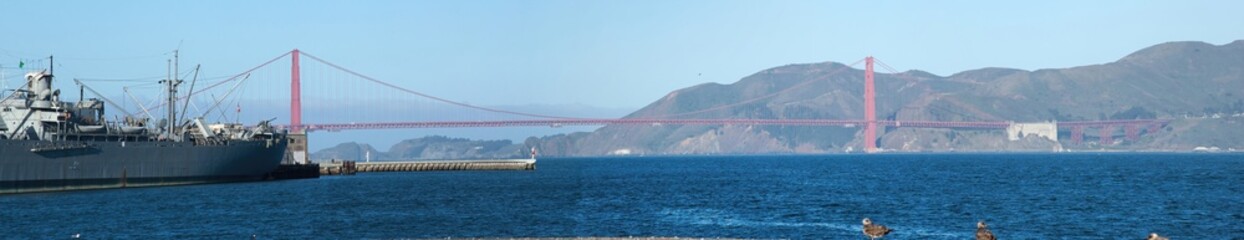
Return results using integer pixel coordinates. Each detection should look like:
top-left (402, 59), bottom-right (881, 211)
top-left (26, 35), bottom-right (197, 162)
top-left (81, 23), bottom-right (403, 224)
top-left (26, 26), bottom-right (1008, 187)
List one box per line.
top-left (1, 57), bottom-right (289, 194)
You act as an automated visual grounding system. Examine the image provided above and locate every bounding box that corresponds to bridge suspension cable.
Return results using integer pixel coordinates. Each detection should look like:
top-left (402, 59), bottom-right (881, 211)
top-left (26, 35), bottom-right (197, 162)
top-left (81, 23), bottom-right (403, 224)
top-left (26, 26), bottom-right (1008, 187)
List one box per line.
top-left (143, 51), bottom-right (293, 113)
top-left (297, 51), bottom-right (583, 120)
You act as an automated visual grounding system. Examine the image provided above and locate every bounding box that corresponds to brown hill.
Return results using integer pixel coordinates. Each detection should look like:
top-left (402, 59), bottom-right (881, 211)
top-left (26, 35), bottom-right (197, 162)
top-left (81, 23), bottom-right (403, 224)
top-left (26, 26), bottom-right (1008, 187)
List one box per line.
top-left (529, 40), bottom-right (1244, 155)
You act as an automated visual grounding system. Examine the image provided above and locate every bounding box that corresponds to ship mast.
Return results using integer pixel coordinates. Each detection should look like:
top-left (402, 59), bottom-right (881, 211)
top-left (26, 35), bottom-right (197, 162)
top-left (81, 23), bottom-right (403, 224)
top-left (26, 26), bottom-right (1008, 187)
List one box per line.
top-left (159, 50), bottom-right (182, 140)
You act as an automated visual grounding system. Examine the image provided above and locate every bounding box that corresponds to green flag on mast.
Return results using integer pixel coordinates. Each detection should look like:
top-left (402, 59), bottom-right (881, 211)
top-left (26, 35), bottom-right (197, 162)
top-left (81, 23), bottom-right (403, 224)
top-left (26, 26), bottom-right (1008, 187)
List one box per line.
top-left (18, 60), bottom-right (23, 69)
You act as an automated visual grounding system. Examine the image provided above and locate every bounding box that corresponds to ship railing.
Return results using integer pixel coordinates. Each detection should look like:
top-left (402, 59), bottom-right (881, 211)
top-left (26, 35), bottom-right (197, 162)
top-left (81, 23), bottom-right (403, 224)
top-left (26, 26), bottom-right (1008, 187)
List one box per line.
top-left (54, 132), bottom-right (156, 142)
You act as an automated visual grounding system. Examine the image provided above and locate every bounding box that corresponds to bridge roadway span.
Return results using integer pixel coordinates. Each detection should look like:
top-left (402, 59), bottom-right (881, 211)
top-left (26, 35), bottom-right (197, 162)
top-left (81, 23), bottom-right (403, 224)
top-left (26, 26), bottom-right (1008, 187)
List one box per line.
top-left (292, 119), bottom-right (1169, 132)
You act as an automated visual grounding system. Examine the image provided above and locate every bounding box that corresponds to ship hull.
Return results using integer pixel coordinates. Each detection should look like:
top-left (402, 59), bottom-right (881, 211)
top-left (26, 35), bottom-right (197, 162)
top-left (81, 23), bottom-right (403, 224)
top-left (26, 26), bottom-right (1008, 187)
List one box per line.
top-left (0, 139), bottom-right (288, 194)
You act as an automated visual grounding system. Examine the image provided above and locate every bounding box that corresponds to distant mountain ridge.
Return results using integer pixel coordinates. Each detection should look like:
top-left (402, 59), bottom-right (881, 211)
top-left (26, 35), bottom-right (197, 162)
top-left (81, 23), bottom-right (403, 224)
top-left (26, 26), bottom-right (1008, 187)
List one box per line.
top-left (311, 135), bottom-right (527, 161)
top-left (314, 40), bottom-right (1244, 157)
top-left (526, 40), bottom-right (1244, 155)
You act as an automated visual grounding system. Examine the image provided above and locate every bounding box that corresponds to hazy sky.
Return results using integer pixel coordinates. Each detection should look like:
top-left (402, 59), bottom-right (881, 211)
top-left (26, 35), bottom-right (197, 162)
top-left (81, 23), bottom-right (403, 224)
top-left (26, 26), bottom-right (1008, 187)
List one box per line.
top-left (2, 0), bottom-right (1241, 110)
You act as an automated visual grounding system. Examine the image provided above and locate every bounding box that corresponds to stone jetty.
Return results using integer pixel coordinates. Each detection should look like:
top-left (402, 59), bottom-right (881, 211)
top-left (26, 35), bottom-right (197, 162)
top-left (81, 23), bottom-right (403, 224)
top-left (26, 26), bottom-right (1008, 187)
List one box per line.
top-left (320, 158), bottom-right (535, 175)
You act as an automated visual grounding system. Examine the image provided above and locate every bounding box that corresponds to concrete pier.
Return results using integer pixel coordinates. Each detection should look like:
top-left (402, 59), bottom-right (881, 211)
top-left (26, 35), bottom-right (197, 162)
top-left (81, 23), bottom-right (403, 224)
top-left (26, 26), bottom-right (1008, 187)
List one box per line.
top-left (320, 159), bottom-right (535, 175)
top-left (319, 161), bottom-right (357, 175)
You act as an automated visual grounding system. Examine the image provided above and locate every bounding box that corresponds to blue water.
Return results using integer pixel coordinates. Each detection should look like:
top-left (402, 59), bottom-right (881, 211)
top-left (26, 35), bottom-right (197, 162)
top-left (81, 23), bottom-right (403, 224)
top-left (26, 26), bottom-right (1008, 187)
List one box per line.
top-left (2, 153), bottom-right (1243, 239)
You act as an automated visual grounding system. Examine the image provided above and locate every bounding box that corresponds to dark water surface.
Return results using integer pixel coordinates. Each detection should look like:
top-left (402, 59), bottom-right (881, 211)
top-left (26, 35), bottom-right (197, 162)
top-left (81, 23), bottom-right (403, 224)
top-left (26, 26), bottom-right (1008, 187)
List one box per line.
top-left (2, 153), bottom-right (1242, 239)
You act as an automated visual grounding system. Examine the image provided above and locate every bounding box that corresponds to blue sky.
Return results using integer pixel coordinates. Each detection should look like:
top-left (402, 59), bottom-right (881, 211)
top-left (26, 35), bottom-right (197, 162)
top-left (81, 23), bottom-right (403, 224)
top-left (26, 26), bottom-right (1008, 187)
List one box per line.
top-left (3, 0), bottom-right (1241, 108)
top-left (2, 0), bottom-right (1241, 150)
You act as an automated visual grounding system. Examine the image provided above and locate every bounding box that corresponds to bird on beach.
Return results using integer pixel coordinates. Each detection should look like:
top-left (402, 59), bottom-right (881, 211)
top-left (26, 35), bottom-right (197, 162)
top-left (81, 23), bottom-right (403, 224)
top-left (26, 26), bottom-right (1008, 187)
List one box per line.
top-left (976, 221), bottom-right (996, 240)
top-left (861, 218), bottom-right (893, 239)
top-left (1147, 233), bottom-right (1169, 240)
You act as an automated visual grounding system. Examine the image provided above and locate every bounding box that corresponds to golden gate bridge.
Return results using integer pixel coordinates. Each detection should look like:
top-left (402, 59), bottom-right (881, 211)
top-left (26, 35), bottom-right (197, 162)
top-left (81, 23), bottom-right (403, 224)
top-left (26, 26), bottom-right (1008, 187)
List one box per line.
top-left (138, 49), bottom-right (1169, 152)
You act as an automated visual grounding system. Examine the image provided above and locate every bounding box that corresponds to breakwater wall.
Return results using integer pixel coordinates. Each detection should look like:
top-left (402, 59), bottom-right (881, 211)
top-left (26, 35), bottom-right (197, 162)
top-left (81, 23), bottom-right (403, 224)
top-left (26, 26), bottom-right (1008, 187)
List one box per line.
top-left (320, 159), bottom-right (535, 175)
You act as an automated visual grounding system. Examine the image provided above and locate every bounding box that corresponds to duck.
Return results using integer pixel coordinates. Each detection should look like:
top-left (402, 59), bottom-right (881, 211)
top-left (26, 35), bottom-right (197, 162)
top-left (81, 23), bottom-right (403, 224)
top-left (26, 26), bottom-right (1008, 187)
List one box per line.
top-left (861, 218), bottom-right (893, 239)
top-left (976, 221), bottom-right (996, 240)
